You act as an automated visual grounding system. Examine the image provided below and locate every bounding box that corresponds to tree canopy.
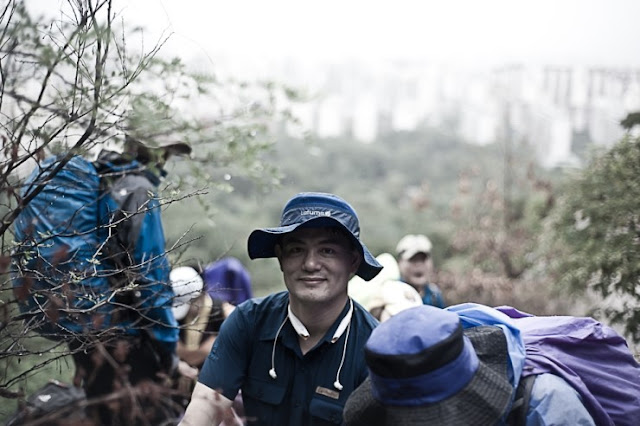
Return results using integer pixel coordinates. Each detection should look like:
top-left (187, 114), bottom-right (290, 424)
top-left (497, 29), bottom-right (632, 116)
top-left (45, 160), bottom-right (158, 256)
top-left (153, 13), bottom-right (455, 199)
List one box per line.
top-left (0, 1), bottom-right (297, 420)
top-left (549, 134), bottom-right (640, 341)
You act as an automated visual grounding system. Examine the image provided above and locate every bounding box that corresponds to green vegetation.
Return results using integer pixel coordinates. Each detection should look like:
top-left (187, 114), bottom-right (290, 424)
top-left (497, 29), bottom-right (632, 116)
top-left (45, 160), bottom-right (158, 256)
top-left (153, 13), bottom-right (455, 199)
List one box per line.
top-left (2, 0), bottom-right (639, 421)
top-left (0, 1), bottom-right (297, 421)
top-left (164, 128), bottom-right (567, 309)
top-left (549, 134), bottom-right (640, 342)
top-left (165, 125), bottom-right (640, 356)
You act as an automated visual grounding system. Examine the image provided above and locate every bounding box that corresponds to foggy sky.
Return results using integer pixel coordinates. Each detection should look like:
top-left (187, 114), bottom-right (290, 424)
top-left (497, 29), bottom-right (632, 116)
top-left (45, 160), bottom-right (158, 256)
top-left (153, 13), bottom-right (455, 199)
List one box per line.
top-left (117, 0), bottom-right (640, 69)
top-left (27, 0), bottom-right (640, 71)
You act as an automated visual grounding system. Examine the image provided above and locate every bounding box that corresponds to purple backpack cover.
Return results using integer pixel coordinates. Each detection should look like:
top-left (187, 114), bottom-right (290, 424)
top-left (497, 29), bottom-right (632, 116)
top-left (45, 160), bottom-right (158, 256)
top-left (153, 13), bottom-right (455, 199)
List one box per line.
top-left (497, 306), bottom-right (640, 426)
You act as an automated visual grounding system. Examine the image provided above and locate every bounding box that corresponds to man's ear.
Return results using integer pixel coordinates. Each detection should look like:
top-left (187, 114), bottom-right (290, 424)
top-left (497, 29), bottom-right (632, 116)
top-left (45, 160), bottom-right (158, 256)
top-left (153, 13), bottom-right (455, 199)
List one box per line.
top-left (350, 250), bottom-right (363, 275)
top-left (274, 244), bottom-right (284, 272)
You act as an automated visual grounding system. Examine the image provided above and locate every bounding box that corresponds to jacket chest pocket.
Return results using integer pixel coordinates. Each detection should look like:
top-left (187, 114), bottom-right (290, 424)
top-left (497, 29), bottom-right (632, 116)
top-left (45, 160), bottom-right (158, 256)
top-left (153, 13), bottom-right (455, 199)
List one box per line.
top-left (243, 376), bottom-right (287, 424)
top-left (310, 397), bottom-right (345, 425)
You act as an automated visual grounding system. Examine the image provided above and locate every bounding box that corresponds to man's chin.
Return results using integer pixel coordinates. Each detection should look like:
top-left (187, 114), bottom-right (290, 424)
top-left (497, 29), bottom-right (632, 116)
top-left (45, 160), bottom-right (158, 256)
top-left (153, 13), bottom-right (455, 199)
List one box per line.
top-left (291, 288), bottom-right (327, 303)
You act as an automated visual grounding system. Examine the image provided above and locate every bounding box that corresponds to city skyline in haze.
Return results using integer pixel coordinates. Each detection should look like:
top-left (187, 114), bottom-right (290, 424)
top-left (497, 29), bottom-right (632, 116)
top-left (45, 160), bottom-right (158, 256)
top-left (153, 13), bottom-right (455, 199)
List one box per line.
top-left (25, 1), bottom-right (640, 168)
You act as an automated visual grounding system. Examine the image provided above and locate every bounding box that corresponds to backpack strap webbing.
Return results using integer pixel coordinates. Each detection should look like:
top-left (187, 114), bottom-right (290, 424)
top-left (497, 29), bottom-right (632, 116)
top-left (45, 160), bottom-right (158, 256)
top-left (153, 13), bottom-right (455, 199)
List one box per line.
top-left (183, 294), bottom-right (213, 351)
top-left (507, 374), bottom-right (536, 426)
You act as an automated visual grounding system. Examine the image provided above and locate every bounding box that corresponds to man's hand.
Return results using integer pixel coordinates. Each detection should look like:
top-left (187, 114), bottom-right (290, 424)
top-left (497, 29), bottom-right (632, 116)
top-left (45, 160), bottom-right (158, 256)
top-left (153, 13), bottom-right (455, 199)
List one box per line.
top-left (177, 360), bottom-right (198, 380)
top-left (178, 382), bottom-right (234, 425)
top-left (221, 405), bottom-right (244, 426)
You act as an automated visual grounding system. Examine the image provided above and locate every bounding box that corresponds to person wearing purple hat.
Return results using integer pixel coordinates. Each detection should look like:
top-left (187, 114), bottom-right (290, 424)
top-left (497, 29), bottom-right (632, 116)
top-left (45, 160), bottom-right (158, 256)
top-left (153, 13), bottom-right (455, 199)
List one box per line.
top-left (175, 258), bottom-right (255, 370)
top-left (179, 192), bottom-right (383, 426)
top-left (171, 259), bottom-right (254, 416)
top-left (203, 257), bottom-right (254, 307)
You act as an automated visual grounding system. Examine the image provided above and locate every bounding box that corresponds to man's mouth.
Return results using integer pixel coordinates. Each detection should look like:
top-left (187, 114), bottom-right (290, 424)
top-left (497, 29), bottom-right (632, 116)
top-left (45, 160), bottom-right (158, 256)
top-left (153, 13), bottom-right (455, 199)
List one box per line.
top-left (300, 276), bottom-right (325, 284)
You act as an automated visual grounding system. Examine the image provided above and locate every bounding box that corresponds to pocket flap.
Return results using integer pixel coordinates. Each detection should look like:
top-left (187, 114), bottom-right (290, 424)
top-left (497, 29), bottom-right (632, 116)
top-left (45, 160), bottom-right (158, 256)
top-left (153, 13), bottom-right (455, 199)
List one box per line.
top-left (243, 377), bottom-right (286, 405)
top-left (310, 397), bottom-right (344, 424)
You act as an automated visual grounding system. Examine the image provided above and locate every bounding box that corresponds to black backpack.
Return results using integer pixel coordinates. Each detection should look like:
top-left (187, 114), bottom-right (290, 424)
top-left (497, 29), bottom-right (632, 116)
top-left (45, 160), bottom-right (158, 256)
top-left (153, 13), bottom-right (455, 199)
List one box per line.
top-left (6, 380), bottom-right (87, 426)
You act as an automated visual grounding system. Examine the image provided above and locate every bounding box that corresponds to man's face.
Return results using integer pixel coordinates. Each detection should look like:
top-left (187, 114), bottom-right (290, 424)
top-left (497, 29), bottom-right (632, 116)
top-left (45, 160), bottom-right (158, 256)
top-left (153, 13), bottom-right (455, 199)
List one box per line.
top-left (398, 252), bottom-right (433, 289)
top-left (275, 227), bottom-right (361, 306)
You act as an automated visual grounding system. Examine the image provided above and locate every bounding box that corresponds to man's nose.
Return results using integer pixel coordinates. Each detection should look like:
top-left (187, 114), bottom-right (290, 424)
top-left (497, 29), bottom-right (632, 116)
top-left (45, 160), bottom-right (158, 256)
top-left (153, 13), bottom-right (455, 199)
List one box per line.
top-left (303, 250), bottom-right (321, 270)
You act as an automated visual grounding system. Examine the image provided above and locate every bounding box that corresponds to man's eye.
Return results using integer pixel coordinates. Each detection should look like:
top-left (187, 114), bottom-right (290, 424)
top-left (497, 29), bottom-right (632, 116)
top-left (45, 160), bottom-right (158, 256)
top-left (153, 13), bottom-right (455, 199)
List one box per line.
top-left (321, 247), bottom-right (337, 255)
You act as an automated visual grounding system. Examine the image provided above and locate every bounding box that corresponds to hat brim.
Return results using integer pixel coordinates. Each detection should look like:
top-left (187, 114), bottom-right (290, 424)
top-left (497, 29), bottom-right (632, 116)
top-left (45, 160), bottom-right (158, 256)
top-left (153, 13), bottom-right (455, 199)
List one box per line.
top-left (344, 326), bottom-right (515, 426)
top-left (344, 361), bottom-right (513, 426)
top-left (157, 141), bottom-right (192, 156)
top-left (126, 135), bottom-right (192, 156)
top-left (398, 247), bottom-right (430, 261)
top-left (247, 217), bottom-right (382, 281)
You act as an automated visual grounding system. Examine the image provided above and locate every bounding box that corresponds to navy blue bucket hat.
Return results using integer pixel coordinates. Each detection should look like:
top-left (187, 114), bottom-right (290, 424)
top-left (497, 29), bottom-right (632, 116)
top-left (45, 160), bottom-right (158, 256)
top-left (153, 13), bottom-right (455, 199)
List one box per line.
top-left (248, 192), bottom-right (383, 281)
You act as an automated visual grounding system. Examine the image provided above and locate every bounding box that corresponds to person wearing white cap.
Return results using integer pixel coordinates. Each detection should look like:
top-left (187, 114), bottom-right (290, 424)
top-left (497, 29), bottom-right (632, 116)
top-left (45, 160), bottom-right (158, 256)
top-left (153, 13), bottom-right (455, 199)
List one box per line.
top-left (171, 266), bottom-right (205, 322)
top-left (170, 266), bottom-right (204, 386)
top-left (348, 252), bottom-right (423, 322)
top-left (395, 234), bottom-right (445, 308)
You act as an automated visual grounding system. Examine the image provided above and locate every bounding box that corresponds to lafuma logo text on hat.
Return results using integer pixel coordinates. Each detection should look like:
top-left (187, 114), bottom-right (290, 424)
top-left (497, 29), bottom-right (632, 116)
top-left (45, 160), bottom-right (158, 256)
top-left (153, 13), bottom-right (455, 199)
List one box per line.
top-left (301, 209), bottom-right (332, 217)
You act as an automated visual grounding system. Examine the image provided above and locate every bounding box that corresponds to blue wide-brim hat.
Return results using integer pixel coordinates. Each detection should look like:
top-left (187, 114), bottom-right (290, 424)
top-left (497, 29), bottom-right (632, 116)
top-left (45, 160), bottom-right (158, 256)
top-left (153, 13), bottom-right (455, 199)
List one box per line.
top-left (247, 192), bottom-right (382, 281)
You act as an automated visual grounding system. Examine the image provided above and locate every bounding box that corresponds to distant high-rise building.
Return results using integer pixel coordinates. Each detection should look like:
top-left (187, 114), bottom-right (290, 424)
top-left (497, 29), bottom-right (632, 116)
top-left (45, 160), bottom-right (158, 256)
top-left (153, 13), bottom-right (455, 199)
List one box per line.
top-left (282, 59), bottom-right (640, 167)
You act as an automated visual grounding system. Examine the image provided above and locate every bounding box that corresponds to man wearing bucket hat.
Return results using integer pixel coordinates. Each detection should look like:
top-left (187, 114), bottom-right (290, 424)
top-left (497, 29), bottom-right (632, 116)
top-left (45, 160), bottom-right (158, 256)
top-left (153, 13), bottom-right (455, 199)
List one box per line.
top-left (343, 304), bottom-right (595, 426)
top-left (179, 192), bottom-right (383, 426)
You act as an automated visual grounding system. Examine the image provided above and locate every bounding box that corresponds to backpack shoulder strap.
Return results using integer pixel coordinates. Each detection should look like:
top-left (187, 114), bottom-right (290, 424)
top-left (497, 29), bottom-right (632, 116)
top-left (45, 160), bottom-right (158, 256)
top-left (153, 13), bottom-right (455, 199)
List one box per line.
top-left (183, 294), bottom-right (214, 350)
top-left (507, 374), bottom-right (536, 426)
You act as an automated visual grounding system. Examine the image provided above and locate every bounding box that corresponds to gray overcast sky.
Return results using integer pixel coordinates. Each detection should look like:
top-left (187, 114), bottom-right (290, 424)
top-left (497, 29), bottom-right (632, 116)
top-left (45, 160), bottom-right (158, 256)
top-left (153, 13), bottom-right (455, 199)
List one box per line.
top-left (116, 0), bottom-right (640, 68)
top-left (30, 0), bottom-right (640, 69)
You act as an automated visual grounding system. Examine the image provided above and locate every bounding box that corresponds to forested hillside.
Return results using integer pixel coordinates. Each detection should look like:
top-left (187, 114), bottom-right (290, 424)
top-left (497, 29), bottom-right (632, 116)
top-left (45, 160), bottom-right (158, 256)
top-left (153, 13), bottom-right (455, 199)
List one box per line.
top-left (163, 125), bottom-right (569, 315)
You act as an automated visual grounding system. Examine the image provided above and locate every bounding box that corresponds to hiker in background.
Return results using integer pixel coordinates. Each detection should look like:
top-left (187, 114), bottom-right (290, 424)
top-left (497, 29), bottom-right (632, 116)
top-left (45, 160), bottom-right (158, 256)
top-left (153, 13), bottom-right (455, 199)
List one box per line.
top-left (364, 279), bottom-right (422, 322)
top-left (344, 304), bottom-right (596, 426)
top-left (69, 133), bottom-right (192, 425)
top-left (170, 265), bottom-right (211, 413)
top-left (493, 304), bottom-right (640, 426)
top-left (349, 252), bottom-right (422, 322)
top-left (177, 257), bottom-right (254, 368)
top-left (395, 233), bottom-right (445, 308)
top-left (173, 258), bottom-right (254, 417)
top-left (170, 265), bottom-right (204, 379)
top-left (179, 192), bottom-right (383, 426)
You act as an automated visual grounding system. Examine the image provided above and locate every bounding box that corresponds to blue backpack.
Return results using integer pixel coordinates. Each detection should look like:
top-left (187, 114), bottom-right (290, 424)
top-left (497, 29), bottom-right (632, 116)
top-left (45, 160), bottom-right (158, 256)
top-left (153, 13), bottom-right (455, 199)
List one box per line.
top-left (12, 155), bottom-right (117, 338)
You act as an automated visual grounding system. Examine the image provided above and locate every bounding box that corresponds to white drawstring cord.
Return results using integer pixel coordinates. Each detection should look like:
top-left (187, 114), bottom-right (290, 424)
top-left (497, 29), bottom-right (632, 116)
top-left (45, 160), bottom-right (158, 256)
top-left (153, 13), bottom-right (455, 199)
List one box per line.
top-left (269, 315), bottom-right (289, 379)
top-left (333, 309), bottom-right (352, 390)
top-left (269, 298), bottom-right (354, 391)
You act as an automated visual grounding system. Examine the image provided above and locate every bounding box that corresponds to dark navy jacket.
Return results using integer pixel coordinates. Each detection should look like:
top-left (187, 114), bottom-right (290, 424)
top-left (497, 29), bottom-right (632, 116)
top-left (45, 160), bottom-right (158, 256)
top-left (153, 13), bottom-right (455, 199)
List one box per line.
top-left (199, 291), bottom-right (378, 425)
